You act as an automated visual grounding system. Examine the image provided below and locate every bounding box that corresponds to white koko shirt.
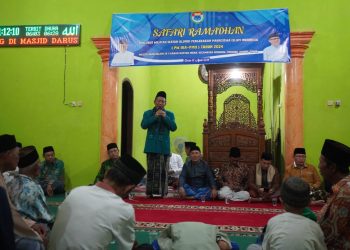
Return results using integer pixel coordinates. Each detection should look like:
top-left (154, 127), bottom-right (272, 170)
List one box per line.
top-left (111, 51), bottom-right (134, 66)
top-left (169, 153), bottom-right (184, 178)
top-left (49, 185), bottom-right (135, 250)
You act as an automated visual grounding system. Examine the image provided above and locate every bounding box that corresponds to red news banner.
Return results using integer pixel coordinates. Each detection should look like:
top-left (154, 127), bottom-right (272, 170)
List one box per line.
top-left (0, 24), bottom-right (80, 47)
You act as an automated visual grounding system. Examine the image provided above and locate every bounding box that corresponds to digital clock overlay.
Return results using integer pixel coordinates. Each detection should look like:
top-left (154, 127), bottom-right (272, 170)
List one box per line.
top-left (0, 24), bottom-right (81, 47)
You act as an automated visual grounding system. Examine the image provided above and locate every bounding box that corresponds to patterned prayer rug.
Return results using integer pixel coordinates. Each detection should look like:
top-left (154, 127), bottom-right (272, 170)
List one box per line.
top-left (47, 191), bottom-right (322, 237)
top-left (47, 193), bottom-right (322, 249)
top-left (128, 196), bottom-right (285, 235)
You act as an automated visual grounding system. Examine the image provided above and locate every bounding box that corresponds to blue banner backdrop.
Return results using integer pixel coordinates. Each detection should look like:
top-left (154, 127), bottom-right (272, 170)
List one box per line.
top-left (109, 9), bottom-right (290, 67)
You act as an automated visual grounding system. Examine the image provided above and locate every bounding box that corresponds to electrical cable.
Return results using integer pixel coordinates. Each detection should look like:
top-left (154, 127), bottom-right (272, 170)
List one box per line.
top-left (63, 47), bottom-right (67, 104)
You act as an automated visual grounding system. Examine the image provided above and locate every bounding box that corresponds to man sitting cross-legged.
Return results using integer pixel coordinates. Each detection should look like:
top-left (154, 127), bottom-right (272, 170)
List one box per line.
top-left (37, 146), bottom-right (65, 196)
top-left (218, 147), bottom-right (250, 201)
top-left (178, 146), bottom-right (217, 201)
top-left (248, 152), bottom-right (280, 202)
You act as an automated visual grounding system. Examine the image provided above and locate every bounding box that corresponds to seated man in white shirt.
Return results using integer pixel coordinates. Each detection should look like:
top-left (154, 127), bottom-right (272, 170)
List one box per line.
top-left (49, 154), bottom-right (146, 250)
top-left (168, 152), bottom-right (184, 189)
top-left (248, 176), bottom-right (327, 250)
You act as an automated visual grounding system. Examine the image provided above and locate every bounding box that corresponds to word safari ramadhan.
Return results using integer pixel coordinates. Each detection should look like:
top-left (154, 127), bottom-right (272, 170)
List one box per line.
top-left (152, 26), bottom-right (244, 38)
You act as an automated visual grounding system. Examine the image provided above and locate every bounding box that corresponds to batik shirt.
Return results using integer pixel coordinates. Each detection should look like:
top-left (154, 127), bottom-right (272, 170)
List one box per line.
top-left (37, 158), bottom-right (64, 185)
top-left (318, 175), bottom-right (350, 250)
top-left (219, 161), bottom-right (249, 191)
top-left (4, 172), bottom-right (53, 223)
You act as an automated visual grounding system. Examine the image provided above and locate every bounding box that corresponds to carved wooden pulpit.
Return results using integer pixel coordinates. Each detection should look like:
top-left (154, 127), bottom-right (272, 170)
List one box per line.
top-left (202, 63), bottom-right (266, 169)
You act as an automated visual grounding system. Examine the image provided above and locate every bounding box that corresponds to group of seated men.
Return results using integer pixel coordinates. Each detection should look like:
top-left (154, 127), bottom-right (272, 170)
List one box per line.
top-left (1, 134), bottom-right (153, 249)
top-left (94, 140), bottom-right (325, 204)
top-left (2, 133), bottom-right (350, 250)
top-left (0, 134), bottom-right (65, 249)
top-left (170, 140), bottom-right (350, 250)
top-left (169, 142), bottom-right (326, 204)
top-left (3, 143), bottom-right (65, 227)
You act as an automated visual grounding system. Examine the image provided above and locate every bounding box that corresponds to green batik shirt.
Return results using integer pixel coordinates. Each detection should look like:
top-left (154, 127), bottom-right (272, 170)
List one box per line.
top-left (38, 159), bottom-right (65, 185)
top-left (94, 159), bottom-right (116, 183)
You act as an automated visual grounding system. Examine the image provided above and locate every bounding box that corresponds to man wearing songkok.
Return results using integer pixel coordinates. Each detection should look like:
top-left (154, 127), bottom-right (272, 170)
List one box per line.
top-left (49, 154), bottom-right (146, 250)
top-left (318, 139), bottom-right (350, 249)
top-left (37, 146), bottom-right (65, 196)
top-left (0, 134), bottom-right (44, 249)
top-left (218, 147), bottom-right (250, 201)
top-left (178, 146), bottom-right (217, 200)
top-left (141, 91), bottom-right (177, 198)
top-left (248, 177), bottom-right (326, 250)
top-left (4, 146), bottom-right (53, 226)
top-left (184, 141), bottom-right (196, 163)
top-left (3, 141), bottom-right (22, 178)
top-left (94, 142), bottom-right (120, 183)
top-left (168, 152), bottom-right (184, 189)
top-left (248, 152), bottom-right (280, 202)
top-left (284, 147), bottom-right (321, 190)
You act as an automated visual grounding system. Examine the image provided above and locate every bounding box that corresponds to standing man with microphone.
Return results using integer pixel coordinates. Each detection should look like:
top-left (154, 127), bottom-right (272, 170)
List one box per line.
top-left (141, 91), bottom-right (177, 198)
